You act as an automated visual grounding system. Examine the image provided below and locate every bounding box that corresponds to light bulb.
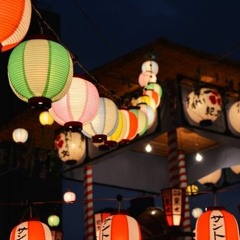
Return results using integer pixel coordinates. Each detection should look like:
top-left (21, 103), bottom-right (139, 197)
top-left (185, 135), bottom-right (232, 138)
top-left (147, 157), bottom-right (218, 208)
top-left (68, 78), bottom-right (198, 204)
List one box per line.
top-left (145, 143), bottom-right (152, 152)
top-left (195, 152), bottom-right (203, 162)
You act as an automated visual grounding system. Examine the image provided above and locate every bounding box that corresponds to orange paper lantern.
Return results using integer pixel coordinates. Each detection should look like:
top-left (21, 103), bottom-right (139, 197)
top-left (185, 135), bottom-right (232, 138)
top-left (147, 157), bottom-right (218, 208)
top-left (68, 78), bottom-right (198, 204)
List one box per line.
top-left (10, 219), bottom-right (52, 240)
top-left (194, 207), bottom-right (239, 240)
top-left (99, 214), bottom-right (142, 240)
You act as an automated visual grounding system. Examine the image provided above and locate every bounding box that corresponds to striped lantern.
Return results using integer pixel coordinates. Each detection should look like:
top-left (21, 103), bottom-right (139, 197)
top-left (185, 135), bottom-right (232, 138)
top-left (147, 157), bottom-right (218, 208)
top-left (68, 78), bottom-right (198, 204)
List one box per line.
top-left (12, 128), bottom-right (28, 143)
top-left (8, 36), bottom-right (73, 109)
top-left (82, 97), bottom-right (119, 143)
top-left (141, 60), bottom-right (159, 75)
top-left (49, 76), bottom-right (99, 131)
top-left (10, 219), bottom-right (52, 240)
top-left (185, 88), bottom-right (222, 126)
top-left (194, 207), bottom-right (240, 240)
top-left (99, 214), bottom-right (142, 240)
top-left (138, 72), bottom-right (157, 87)
top-left (144, 83), bottom-right (163, 107)
top-left (95, 212), bottom-right (111, 240)
top-left (129, 107), bottom-right (148, 136)
top-left (0, 0), bottom-right (32, 52)
top-left (54, 130), bottom-right (86, 165)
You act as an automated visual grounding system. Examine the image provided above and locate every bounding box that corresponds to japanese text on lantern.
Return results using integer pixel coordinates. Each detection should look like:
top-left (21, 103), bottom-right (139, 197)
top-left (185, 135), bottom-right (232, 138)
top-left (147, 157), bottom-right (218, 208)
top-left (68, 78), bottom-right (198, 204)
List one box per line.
top-left (100, 217), bottom-right (111, 239)
top-left (210, 211), bottom-right (225, 240)
top-left (17, 227), bottom-right (28, 240)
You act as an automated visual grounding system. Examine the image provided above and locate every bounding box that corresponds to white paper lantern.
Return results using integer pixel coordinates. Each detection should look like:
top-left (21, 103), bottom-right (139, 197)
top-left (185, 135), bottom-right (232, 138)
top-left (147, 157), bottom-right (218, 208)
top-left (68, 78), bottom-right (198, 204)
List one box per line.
top-left (228, 101), bottom-right (240, 133)
top-left (63, 190), bottom-right (76, 203)
top-left (12, 128), bottom-right (28, 143)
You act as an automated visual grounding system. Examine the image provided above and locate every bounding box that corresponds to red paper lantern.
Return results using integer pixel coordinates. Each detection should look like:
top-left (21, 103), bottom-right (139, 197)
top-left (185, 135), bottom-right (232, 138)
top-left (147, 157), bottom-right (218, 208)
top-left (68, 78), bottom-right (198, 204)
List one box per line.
top-left (99, 214), bottom-right (142, 240)
top-left (10, 219), bottom-right (52, 240)
top-left (0, 0), bottom-right (32, 52)
top-left (194, 207), bottom-right (240, 240)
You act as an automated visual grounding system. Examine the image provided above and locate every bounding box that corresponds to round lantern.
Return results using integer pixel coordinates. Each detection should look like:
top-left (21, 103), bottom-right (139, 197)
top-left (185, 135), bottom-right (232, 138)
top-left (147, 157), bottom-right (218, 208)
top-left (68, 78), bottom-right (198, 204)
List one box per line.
top-left (129, 107), bottom-right (148, 136)
top-left (230, 164), bottom-right (240, 175)
top-left (10, 219), bottom-right (52, 240)
top-left (54, 130), bottom-right (86, 165)
top-left (192, 208), bottom-right (203, 219)
top-left (198, 169), bottom-right (222, 186)
top-left (12, 128), bottom-right (28, 143)
top-left (39, 111), bottom-right (54, 126)
top-left (144, 83), bottom-right (163, 107)
top-left (185, 88), bottom-right (222, 126)
top-left (49, 76), bottom-right (99, 131)
top-left (99, 214), bottom-right (142, 240)
top-left (141, 60), bottom-right (159, 75)
top-left (82, 97), bottom-right (119, 143)
top-left (0, 0), bottom-right (32, 52)
top-left (227, 101), bottom-right (240, 134)
top-left (194, 207), bottom-right (240, 240)
top-left (136, 95), bottom-right (156, 112)
top-left (8, 36), bottom-right (73, 109)
top-left (138, 72), bottom-right (157, 87)
top-left (63, 190), bottom-right (76, 203)
top-left (138, 103), bottom-right (156, 129)
top-left (48, 215), bottom-right (60, 227)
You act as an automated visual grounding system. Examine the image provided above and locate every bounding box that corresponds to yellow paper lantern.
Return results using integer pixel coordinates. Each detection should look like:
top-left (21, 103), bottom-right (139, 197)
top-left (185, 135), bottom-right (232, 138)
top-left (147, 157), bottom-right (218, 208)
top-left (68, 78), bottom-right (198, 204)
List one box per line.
top-left (39, 111), bottom-right (54, 126)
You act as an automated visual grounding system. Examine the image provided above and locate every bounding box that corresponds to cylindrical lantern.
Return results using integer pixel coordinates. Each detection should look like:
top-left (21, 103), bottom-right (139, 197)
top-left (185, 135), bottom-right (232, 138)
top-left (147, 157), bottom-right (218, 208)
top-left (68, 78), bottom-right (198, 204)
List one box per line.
top-left (63, 190), bottom-right (76, 203)
top-left (227, 101), bottom-right (240, 134)
top-left (99, 214), bottom-right (142, 240)
top-left (8, 36), bottom-right (73, 109)
top-left (198, 169), bottom-right (222, 186)
top-left (49, 76), bottom-right (99, 131)
top-left (39, 111), bottom-right (54, 126)
top-left (95, 212), bottom-right (111, 240)
top-left (12, 128), bottom-right (28, 143)
top-left (185, 88), bottom-right (222, 126)
top-left (10, 219), bottom-right (52, 240)
top-left (141, 60), bottom-right (159, 75)
top-left (161, 188), bottom-right (184, 227)
top-left (82, 97), bottom-right (119, 143)
top-left (0, 0), bottom-right (32, 52)
top-left (54, 130), bottom-right (86, 165)
top-left (138, 72), bottom-right (157, 87)
top-left (230, 164), bottom-right (240, 175)
top-left (194, 207), bottom-right (240, 240)
top-left (48, 215), bottom-right (60, 227)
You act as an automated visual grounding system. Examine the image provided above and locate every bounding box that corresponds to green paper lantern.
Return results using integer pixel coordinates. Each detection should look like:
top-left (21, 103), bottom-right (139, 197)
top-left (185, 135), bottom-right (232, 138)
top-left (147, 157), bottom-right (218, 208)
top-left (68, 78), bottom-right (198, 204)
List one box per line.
top-left (8, 37), bottom-right (73, 109)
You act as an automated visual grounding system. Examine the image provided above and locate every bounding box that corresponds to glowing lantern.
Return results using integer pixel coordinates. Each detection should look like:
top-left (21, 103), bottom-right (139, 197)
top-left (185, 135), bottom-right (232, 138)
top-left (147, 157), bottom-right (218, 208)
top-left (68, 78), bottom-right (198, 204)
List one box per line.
top-left (138, 103), bottom-right (156, 129)
top-left (228, 101), bottom-right (240, 134)
top-left (12, 128), bottom-right (28, 143)
top-left (8, 37), bottom-right (73, 109)
top-left (54, 130), bottom-right (86, 165)
top-left (230, 164), bottom-right (240, 174)
top-left (82, 97), bottom-right (119, 143)
top-left (141, 60), bottom-right (159, 75)
top-left (144, 83), bottom-right (163, 107)
top-left (0, 0), bottom-right (32, 52)
top-left (95, 212), bottom-right (111, 240)
top-left (136, 95), bottom-right (156, 111)
top-left (48, 215), bottom-right (60, 227)
top-left (138, 72), bottom-right (157, 87)
top-left (129, 107), bottom-right (148, 136)
top-left (194, 207), bottom-right (240, 240)
top-left (39, 111), bottom-right (54, 126)
top-left (49, 76), bottom-right (99, 131)
top-left (10, 219), bottom-right (52, 240)
top-left (185, 88), bottom-right (222, 126)
top-left (161, 188), bottom-right (184, 227)
top-left (185, 184), bottom-right (198, 196)
top-left (192, 208), bottom-right (203, 219)
top-left (63, 190), bottom-right (76, 203)
top-left (99, 214), bottom-right (142, 240)
top-left (198, 169), bottom-right (222, 186)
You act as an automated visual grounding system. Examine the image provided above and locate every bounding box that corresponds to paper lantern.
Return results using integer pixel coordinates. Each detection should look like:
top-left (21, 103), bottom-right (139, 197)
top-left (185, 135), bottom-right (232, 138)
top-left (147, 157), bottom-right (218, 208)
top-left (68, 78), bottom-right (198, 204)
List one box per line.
top-left (194, 207), bottom-right (240, 240)
top-left (138, 72), bottom-right (157, 87)
top-left (12, 128), bottom-right (28, 143)
top-left (10, 219), bottom-right (52, 240)
top-left (48, 215), bottom-right (60, 227)
top-left (185, 184), bottom-right (198, 196)
top-left (39, 111), bottom-right (54, 126)
top-left (63, 190), bottom-right (76, 203)
top-left (227, 101), bottom-right (240, 134)
top-left (198, 169), bottom-right (222, 186)
top-left (54, 130), bottom-right (86, 165)
top-left (136, 95), bottom-right (156, 112)
top-left (138, 103), bottom-right (156, 129)
top-left (161, 188), bottom-right (184, 227)
top-left (49, 76), bottom-right (99, 131)
top-left (144, 83), bottom-right (163, 107)
top-left (99, 214), bottom-right (142, 240)
top-left (82, 97), bottom-right (119, 143)
top-left (8, 37), bottom-right (73, 109)
top-left (230, 164), bottom-right (240, 175)
top-left (192, 208), bottom-right (203, 219)
top-left (0, 0), bottom-right (32, 52)
top-left (185, 88), bottom-right (222, 126)
top-left (129, 107), bottom-right (148, 136)
top-left (141, 60), bottom-right (159, 75)
top-left (95, 212), bottom-right (111, 240)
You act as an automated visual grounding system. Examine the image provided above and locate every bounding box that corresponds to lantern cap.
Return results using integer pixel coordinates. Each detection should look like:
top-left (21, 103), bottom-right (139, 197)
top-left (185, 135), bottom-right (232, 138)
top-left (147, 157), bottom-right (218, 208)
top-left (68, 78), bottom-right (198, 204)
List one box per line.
top-left (205, 206), bottom-right (226, 211)
top-left (65, 159), bottom-right (78, 165)
top-left (28, 97), bottom-right (52, 110)
top-left (28, 34), bottom-right (58, 42)
top-left (200, 119), bottom-right (212, 126)
top-left (64, 121), bottom-right (83, 132)
top-left (92, 134), bottom-right (107, 143)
